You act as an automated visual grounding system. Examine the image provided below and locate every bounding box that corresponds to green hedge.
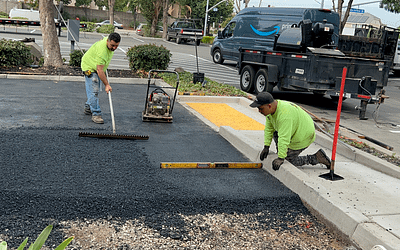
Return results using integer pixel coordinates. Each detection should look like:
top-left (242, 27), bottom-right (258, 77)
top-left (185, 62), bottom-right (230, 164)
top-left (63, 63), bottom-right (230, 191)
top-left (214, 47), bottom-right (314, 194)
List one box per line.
top-left (96, 24), bottom-right (115, 34)
top-left (69, 49), bottom-right (86, 67)
top-left (0, 39), bottom-right (32, 67)
top-left (126, 44), bottom-right (171, 72)
top-left (201, 36), bottom-right (215, 44)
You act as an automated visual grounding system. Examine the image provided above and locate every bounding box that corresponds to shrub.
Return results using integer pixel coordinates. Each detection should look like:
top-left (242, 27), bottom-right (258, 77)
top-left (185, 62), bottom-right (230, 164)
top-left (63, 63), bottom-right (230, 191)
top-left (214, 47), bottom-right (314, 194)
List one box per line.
top-left (81, 22), bottom-right (96, 32)
top-left (69, 49), bottom-right (86, 67)
top-left (0, 11), bottom-right (7, 18)
top-left (130, 20), bottom-right (140, 29)
top-left (126, 44), bottom-right (171, 72)
top-left (0, 39), bottom-right (32, 67)
top-left (96, 24), bottom-right (115, 34)
top-left (201, 36), bottom-right (215, 44)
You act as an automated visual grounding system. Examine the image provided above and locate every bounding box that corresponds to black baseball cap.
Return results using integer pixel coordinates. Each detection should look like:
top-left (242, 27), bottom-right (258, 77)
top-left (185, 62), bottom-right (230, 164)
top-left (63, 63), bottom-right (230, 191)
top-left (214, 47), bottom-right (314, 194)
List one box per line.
top-left (249, 92), bottom-right (275, 108)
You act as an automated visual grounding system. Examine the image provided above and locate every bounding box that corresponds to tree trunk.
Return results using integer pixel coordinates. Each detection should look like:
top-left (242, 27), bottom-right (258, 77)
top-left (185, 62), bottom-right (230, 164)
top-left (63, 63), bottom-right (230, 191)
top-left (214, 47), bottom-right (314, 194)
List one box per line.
top-left (108, 0), bottom-right (115, 25)
top-left (39, 0), bottom-right (63, 67)
top-left (150, 0), bottom-right (162, 37)
top-left (332, 0), bottom-right (336, 12)
top-left (340, 0), bottom-right (354, 34)
top-left (337, 0), bottom-right (344, 33)
top-left (162, 0), bottom-right (169, 39)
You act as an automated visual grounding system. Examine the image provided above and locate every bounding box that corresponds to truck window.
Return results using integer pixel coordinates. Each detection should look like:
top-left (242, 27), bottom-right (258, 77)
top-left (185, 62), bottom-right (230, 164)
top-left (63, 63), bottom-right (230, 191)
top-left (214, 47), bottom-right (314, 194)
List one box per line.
top-left (176, 22), bottom-right (194, 29)
top-left (223, 22), bottom-right (236, 38)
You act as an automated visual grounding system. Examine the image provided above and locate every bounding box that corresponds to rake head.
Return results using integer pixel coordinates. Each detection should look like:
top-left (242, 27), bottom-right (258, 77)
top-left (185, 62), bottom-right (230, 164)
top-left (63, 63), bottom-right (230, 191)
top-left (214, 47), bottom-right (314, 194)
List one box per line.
top-left (79, 132), bottom-right (149, 140)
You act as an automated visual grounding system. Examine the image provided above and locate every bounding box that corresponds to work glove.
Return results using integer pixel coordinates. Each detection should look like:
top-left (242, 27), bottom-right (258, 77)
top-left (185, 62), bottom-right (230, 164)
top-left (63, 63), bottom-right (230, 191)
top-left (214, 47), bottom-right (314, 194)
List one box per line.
top-left (272, 158), bottom-right (285, 171)
top-left (260, 145), bottom-right (270, 161)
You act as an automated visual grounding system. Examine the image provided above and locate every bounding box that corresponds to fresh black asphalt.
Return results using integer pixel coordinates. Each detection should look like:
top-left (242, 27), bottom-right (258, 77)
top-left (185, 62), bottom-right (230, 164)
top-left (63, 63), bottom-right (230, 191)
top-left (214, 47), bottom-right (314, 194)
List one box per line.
top-left (0, 79), bottom-right (313, 247)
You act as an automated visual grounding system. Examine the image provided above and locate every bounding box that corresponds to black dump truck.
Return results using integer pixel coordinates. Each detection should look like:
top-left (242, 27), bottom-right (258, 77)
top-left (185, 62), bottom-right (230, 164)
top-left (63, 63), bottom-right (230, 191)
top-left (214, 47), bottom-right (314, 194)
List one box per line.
top-left (216, 7), bottom-right (398, 120)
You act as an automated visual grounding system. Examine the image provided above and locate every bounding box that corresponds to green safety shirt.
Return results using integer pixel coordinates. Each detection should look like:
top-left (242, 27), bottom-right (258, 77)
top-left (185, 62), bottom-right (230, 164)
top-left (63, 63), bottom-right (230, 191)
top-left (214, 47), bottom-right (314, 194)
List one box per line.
top-left (81, 37), bottom-right (114, 73)
top-left (264, 100), bottom-right (315, 159)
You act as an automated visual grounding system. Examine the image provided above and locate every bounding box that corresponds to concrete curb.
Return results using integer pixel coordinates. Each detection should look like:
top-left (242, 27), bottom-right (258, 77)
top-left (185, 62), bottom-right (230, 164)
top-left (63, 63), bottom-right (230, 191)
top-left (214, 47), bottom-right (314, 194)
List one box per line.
top-left (0, 74), bottom-right (162, 85)
top-left (218, 124), bottom-right (400, 250)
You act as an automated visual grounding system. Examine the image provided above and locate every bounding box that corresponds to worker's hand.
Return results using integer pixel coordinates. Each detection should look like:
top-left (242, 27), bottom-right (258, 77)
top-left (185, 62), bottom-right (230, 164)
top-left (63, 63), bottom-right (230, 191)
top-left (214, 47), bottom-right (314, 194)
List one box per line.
top-left (260, 145), bottom-right (270, 161)
top-left (105, 84), bottom-right (112, 93)
top-left (272, 158), bottom-right (284, 171)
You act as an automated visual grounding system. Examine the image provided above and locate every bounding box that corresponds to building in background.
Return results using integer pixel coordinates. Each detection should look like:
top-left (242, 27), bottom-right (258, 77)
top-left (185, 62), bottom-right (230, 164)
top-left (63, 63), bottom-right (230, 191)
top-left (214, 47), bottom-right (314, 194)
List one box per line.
top-left (342, 12), bottom-right (382, 35)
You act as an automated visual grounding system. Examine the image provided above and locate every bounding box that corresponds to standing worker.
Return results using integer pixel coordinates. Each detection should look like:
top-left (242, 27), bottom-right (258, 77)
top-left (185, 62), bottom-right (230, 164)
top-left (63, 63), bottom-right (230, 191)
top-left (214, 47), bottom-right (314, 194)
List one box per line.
top-left (250, 92), bottom-right (331, 171)
top-left (81, 32), bottom-right (121, 124)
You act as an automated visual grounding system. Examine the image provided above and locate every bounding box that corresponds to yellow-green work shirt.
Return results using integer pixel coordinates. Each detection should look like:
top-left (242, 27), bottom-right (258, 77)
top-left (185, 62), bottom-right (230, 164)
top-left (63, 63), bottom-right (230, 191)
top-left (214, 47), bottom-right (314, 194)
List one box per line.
top-left (81, 37), bottom-right (114, 73)
top-left (264, 100), bottom-right (315, 159)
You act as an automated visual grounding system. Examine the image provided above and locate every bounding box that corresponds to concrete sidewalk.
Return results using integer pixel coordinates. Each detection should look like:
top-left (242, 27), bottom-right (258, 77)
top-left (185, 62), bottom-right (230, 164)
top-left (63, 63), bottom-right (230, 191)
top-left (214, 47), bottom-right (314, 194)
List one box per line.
top-left (177, 95), bottom-right (400, 250)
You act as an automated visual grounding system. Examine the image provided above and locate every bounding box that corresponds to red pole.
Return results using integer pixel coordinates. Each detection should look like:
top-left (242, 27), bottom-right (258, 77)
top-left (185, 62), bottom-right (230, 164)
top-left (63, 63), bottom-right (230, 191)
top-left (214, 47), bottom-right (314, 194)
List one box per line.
top-left (331, 67), bottom-right (347, 174)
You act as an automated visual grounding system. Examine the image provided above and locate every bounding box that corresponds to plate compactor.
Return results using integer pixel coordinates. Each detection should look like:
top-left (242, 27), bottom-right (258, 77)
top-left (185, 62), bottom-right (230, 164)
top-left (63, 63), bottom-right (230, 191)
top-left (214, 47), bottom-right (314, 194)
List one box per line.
top-left (142, 70), bottom-right (180, 123)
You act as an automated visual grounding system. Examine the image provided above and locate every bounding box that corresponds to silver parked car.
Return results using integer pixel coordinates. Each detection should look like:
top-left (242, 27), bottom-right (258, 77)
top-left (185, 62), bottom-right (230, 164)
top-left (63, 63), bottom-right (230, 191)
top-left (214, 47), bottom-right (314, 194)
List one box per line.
top-left (136, 23), bottom-right (163, 36)
top-left (95, 20), bottom-right (123, 29)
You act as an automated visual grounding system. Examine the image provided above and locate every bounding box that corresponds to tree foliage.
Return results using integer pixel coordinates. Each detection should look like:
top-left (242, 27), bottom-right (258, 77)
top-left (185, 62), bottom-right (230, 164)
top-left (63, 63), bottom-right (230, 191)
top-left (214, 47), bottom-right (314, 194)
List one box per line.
top-left (179, 0), bottom-right (234, 25)
top-left (75, 0), bottom-right (92, 7)
top-left (136, 0), bottom-right (164, 36)
top-left (381, 0), bottom-right (400, 13)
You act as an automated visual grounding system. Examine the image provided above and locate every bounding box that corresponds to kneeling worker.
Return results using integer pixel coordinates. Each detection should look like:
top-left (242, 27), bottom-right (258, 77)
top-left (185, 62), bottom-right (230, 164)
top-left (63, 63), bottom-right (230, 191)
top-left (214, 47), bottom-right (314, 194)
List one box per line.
top-left (250, 92), bottom-right (331, 171)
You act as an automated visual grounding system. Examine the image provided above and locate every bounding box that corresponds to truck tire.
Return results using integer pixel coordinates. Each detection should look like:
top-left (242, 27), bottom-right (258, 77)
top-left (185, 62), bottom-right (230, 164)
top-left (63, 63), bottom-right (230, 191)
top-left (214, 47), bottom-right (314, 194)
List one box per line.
top-left (176, 37), bottom-right (181, 44)
top-left (166, 34), bottom-right (171, 41)
top-left (196, 39), bottom-right (201, 46)
top-left (240, 65), bottom-right (255, 93)
top-left (255, 68), bottom-right (273, 94)
top-left (212, 49), bottom-right (224, 64)
top-left (394, 70), bottom-right (400, 77)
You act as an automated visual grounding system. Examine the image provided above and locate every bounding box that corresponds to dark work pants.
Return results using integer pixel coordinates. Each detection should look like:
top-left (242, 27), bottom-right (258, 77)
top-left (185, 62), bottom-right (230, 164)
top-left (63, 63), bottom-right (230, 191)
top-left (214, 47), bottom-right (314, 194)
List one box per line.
top-left (273, 131), bottom-right (318, 166)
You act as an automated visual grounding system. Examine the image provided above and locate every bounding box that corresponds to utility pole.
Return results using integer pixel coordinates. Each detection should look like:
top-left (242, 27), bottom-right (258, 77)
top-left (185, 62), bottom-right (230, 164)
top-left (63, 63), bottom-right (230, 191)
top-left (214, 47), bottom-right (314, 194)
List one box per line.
top-left (204, 0), bottom-right (210, 35)
top-left (204, 0), bottom-right (231, 36)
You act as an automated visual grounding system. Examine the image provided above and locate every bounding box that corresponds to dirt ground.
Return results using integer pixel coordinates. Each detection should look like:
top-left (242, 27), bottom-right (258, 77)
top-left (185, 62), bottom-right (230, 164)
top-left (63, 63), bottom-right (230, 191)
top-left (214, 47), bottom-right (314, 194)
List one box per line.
top-left (0, 65), bottom-right (139, 78)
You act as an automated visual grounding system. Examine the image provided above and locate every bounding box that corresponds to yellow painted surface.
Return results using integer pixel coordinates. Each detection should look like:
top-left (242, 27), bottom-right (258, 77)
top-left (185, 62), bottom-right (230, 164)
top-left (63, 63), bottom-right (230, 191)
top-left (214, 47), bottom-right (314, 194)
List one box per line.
top-left (187, 103), bottom-right (264, 130)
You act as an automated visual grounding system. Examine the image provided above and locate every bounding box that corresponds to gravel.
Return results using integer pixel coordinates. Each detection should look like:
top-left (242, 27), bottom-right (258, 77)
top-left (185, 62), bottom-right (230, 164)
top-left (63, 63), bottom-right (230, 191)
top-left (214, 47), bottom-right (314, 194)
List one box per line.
top-left (0, 79), bottom-right (357, 249)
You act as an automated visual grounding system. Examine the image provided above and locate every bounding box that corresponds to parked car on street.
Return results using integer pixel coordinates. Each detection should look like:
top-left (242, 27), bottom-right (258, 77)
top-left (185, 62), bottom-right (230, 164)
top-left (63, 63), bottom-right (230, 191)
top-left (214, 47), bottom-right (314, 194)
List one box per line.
top-left (136, 23), bottom-right (163, 36)
top-left (95, 20), bottom-right (123, 29)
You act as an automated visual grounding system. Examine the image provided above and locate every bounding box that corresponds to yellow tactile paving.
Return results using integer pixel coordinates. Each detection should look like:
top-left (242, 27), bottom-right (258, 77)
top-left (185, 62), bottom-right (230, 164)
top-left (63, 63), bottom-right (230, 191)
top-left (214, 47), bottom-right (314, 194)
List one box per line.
top-left (187, 103), bottom-right (264, 131)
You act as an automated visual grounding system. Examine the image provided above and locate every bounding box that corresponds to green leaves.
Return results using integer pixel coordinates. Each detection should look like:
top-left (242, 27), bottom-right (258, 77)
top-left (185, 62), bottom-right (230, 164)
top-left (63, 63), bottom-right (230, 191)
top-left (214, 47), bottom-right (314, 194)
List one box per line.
top-left (127, 44), bottom-right (171, 72)
top-left (0, 241), bottom-right (7, 250)
top-left (0, 225), bottom-right (74, 250)
top-left (69, 49), bottom-right (86, 67)
top-left (160, 71), bottom-right (248, 97)
top-left (0, 39), bottom-right (32, 67)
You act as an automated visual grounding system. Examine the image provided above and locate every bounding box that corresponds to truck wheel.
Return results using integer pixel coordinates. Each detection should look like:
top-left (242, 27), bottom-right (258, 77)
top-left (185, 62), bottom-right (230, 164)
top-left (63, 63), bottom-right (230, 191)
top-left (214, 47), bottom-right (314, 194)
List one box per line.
top-left (394, 70), bottom-right (400, 77)
top-left (240, 65), bottom-right (255, 92)
top-left (176, 37), bottom-right (181, 44)
top-left (196, 39), bottom-right (201, 46)
top-left (166, 34), bottom-right (171, 41)
top-left (212, 49), bottom-right (224, 64)
top-left (255, 68), bottom-right (273, 94)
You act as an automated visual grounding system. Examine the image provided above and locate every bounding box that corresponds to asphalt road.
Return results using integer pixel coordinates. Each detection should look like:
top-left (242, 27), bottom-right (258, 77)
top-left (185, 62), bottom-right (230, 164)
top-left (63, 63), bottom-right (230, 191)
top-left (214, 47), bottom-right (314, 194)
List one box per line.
top-left (0, 79), bottom-right (329, 248)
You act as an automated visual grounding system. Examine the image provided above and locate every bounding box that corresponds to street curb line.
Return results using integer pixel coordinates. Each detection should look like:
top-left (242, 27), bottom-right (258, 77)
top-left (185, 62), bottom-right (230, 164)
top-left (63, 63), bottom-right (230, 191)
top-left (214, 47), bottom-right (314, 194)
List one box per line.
top-left (0, 74), bottom-right (163, 85)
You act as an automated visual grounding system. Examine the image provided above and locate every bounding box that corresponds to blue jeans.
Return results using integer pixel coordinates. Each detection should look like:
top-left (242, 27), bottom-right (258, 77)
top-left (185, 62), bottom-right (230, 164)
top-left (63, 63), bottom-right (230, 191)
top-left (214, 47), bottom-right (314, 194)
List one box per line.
top-left (85, 73), bottom-right (102, 116)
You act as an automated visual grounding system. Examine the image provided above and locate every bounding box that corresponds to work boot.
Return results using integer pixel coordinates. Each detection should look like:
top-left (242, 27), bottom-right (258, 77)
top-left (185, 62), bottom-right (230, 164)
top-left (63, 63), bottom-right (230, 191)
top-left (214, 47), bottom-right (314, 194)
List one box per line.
top-left (84, 105), bottom-right (91, 115)
top-left (92, 115), bottom-right (104, 124)
top-left (315, 149), bottom-right (331, 169)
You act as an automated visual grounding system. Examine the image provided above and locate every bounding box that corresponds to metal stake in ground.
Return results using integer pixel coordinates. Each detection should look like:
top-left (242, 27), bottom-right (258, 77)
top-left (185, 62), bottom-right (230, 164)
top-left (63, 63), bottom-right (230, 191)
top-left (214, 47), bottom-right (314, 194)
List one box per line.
top-left (320, 67), bottom-right (346, 181)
